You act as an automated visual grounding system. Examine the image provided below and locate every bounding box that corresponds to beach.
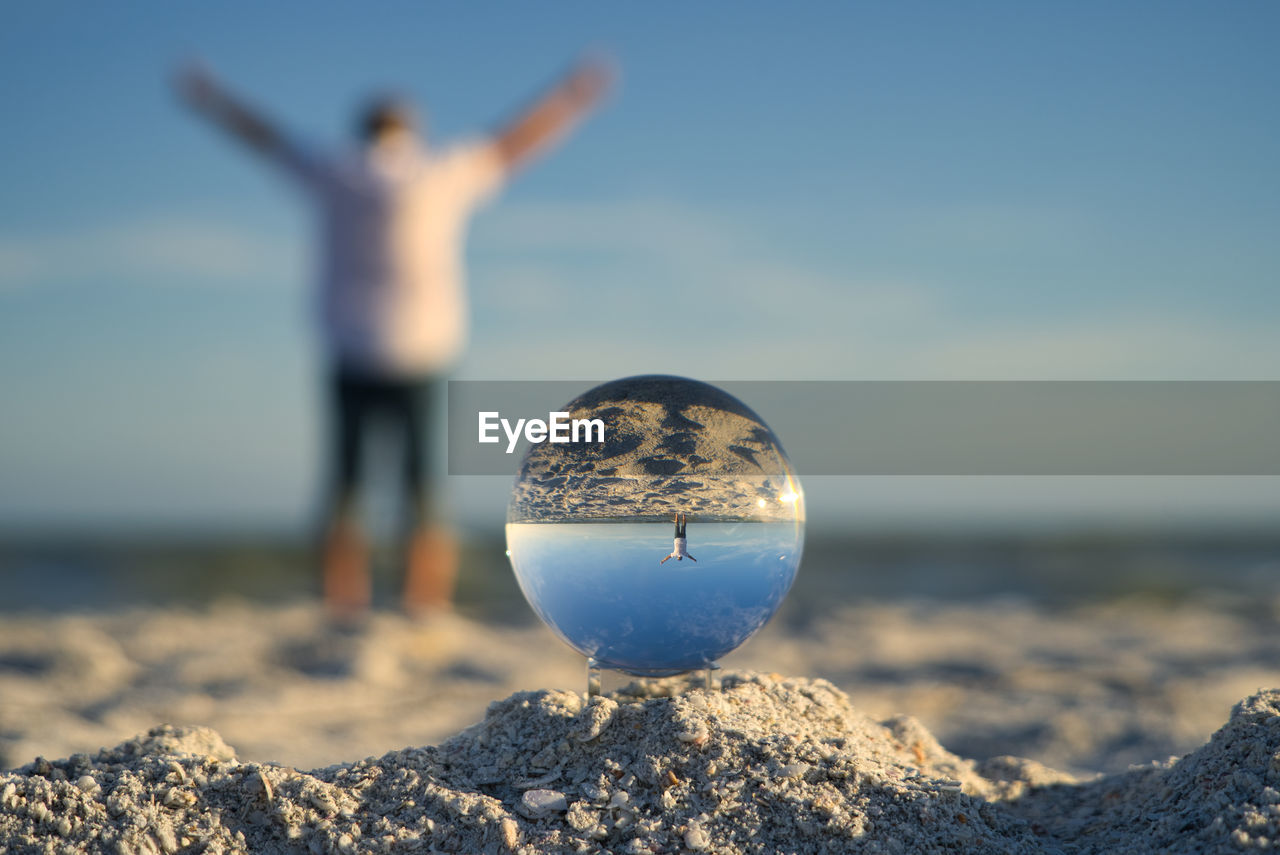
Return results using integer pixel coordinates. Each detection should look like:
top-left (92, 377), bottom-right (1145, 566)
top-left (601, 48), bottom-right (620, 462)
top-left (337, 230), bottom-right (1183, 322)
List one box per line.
top-left (2, 534), bottom-right (1279, 852)
top-left (1, 668), bottom-right (1279, 853)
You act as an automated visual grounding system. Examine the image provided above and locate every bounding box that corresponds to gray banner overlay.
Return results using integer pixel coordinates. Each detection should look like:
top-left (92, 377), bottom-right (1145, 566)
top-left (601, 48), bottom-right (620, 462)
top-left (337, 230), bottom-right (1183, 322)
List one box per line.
top-left (448, 381), bottom-right (1280, 476)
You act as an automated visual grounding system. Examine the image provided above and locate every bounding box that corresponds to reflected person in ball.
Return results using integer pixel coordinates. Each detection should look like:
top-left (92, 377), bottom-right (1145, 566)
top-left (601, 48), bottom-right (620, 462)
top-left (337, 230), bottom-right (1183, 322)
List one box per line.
top-left (660, 513), bottom-right (696, 564)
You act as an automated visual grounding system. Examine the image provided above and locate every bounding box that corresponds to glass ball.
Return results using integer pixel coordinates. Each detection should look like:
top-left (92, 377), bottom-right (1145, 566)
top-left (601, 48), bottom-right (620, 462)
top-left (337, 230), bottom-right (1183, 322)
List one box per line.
top-left (506, 375), bottom-right (804, 676)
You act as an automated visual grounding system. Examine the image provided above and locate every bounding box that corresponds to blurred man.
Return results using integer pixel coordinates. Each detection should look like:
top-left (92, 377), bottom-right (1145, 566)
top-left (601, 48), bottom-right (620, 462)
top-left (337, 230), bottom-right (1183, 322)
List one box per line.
top-left (177, 56), bottom-right (613, 620)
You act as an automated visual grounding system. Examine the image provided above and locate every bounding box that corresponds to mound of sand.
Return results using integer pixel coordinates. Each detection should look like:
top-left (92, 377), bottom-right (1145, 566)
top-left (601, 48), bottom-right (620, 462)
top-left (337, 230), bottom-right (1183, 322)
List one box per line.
top-left (1007, 690), bottom-right (1280, 852)
top-left (2, 673), bottom-right (1277, 854)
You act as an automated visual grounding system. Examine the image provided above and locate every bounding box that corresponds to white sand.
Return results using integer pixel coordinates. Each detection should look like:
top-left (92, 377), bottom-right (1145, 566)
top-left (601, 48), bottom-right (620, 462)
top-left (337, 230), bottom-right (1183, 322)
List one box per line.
top-left (2, 673), bottom-right (1278, 854)
top-left (2, 595), bottom-right (1279, 852)
top-left (3, 596), bottom-right (1277, 775)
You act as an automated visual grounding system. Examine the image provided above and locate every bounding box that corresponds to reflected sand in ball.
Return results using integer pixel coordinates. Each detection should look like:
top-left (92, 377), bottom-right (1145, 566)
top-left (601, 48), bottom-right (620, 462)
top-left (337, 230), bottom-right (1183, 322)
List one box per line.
top-left (506, 375), bottom-right (804, 680)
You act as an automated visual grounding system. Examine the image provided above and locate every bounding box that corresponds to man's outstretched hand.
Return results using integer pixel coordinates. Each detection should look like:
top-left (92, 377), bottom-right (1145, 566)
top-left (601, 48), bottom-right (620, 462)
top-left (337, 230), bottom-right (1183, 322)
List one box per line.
top-left (174, 60), bottom-right (221, 110)
top-left (495, 51), bottom-right (618, 171)
top-left (562, 54), bottom-right (617, 108)
top-left (173, 59), bottom-right (279, 153)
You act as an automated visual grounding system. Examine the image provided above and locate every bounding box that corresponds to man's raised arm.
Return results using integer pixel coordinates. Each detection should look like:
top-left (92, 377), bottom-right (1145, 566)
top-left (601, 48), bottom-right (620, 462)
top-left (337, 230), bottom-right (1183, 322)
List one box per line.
top-left (494, 56), bottom-right (615, 172)
top-left (175, 62), bottom-right (283, 155)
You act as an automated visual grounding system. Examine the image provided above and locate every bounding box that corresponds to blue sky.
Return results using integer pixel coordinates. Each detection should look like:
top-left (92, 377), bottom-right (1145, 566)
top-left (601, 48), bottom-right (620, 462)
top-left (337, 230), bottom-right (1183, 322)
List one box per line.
top-left (2, 2), bottom-right (1279, 532)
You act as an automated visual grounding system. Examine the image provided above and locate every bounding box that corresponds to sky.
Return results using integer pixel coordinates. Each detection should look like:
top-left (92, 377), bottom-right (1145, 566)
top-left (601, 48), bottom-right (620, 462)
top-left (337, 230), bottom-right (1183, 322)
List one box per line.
top-left (2, 2), bottom-right (1279, 533)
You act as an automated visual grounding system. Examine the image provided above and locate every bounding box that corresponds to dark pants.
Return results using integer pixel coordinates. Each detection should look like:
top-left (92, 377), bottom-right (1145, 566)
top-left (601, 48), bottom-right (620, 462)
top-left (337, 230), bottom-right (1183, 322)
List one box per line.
top-left (329, 366), bottom-right (437, 524)
top-left (674, 516), bottom-right (687, 538)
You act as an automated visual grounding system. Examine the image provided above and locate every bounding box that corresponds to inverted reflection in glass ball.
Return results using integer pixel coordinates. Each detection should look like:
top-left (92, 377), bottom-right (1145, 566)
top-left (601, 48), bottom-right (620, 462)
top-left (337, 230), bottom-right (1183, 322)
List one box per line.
top-left (506, 375), bottom-right (804, 677)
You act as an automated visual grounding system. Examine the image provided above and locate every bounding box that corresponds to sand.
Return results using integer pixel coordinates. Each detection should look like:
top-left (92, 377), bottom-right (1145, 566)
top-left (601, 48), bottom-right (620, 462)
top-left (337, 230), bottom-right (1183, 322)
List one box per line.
top-left (510, 375), bottom-right (798, 523)
top-left (1, 673), bottom-right (1278, 854)
top-left (3, 596), bottom-right (1277, 776)
top-left (2, 592), bottom-right (1279, 852)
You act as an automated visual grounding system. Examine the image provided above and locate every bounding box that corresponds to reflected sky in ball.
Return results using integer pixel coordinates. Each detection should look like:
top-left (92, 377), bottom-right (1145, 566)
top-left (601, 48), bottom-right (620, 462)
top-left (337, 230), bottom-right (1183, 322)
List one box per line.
top-left (508, 520), bottom-right (802, 675)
